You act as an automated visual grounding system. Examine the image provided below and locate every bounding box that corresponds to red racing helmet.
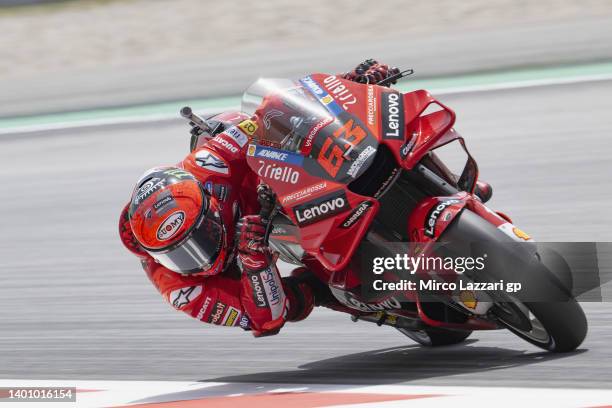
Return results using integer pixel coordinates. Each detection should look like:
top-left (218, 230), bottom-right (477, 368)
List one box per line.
top-left (128, 166), bottom-right (227, 276)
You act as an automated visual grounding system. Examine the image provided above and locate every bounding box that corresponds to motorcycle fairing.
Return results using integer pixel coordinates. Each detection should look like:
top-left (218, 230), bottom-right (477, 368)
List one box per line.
top-left (299, 74), bottom-right (381, 183)
top-left (245, 76), bottom-right (389, 270)
top-left (304, 75), bottom-right (478, 193)
top-left (244, 76), bottom-right (479, 271)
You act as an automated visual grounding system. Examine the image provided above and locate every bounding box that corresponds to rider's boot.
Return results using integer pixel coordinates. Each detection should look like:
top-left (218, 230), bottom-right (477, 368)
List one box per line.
top-left (282, 268), bottom-right (338, 322)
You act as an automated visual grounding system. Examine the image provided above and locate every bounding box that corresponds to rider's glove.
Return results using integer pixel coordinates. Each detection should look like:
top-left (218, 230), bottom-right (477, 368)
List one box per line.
top-left (236, 214), bottom-right (289, 337)
top-left (235, 215), bottom-right (268, 258)
top-left (341, 59), bottom-right (401, 86)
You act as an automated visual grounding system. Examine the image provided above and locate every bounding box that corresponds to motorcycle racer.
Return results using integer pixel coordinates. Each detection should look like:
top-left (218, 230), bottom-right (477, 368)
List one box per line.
top-left (119, 60), bottom-right (494, 337)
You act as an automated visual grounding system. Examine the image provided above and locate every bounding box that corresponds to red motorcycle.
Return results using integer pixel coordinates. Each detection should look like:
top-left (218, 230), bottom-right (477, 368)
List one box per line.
top-left (189, 71), bottom-right (587, 352)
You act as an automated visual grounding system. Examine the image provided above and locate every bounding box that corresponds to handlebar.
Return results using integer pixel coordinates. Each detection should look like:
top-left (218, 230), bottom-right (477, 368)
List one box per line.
top-left (180, 106), bottom-right (213, 134)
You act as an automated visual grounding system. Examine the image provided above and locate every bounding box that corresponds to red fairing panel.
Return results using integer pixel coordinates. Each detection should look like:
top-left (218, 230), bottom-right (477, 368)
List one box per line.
top-left (246, 145), bottom-right (380, 272)
top-left (408, 194), bottom-right (469, 244)
top-left (399, 91), bottom-right (456, 170)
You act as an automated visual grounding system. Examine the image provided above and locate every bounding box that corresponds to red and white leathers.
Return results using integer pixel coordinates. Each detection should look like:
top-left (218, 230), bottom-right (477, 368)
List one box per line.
top-left (119, 116), bottom-right (313, 337)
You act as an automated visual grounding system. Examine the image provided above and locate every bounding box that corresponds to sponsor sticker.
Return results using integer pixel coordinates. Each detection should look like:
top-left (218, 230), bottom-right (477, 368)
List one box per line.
top-left (260, 268), bottom-right (284, 319)
top-left (163, 168), bottom-right (193, 179)
top-left (300, 75), bottom-right (325, 96)
top-left (196, 297), bottom-right (213, 320)
top-left (240, 254), bottom-right (266, 270)
top-left (250, 145), bottom-right (304, 166)
top-left (239, 315), bottom-right (250, 329)
top-left (301, 116), bottom-right (332, 155)
top-left (257, 160), bottom-right (300, 184)
top-left (340, 201), bottom-right (373, 228)
top-left (225, 126), bottom-right (249, 147)
top-left (247, 144), bottom-right (257, 156)
top-left (498, 223), bottom-right (535, 242)
top-left (221, 306), bottom-right (241, 326)
top-left (322, 75), bottom-right (357, 110)
top-left (280, 181), bottom-right (327, 204)
top-left (513, 227), bottom-right (531, 241)
top-left (152, 192), bottom-right (176, 215)
top-left (212, 135), bottom-right (239, 154)
top-left (134, 177), bottom-right (164, 206)
top-left (207, 301), bottom-right (227, 324)
top-left (381, 91), bottom-right (405, 140)
top-left (344, 294), bottom-right (402, 312)
top-left (347, 145), bottom-right (376, 178)
top-left (373, 167), bottom-right (400, 199)
top-left (170, 286), bottom-right (202, 309)
top-left (317, 119), bottom-right (368, 178)
top-left (157, 211), bottom-right (185, 241)
top-left (260, 268), bottom-right (281, 306)
top-left (400, 134), bottom-right (417, 160)
top-left (424, 199), bottom-right (460, 237)
top-left (300, 76), bottom-right (343, 115)
top-left (459, 290), bottom-right (478, 310)
top-left (250, 273), bottom-right (269, 308)
top-left (366, 85), bottom-right (376, 126)
top-left (238, 119), bottom-right (258, 136)
top-left (293, 190), bottom-right (350, 226)
top-left (194, 149), bottom-right (229, 174)
top-left (321, 95), bottom-right (334, 105)
top-left (271, 225), bottom-right (289, 235)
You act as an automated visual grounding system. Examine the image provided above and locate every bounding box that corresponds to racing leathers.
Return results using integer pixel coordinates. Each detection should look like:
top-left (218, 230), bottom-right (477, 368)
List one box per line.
top-left (119, 124), bottom-right (320, 336)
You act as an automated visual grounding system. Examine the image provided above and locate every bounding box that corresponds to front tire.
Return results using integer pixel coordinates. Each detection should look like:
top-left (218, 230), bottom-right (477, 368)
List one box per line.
top-left (492, 292), bottom-right (587, 352)
top-left (441, 209), bottom-right (587, 352)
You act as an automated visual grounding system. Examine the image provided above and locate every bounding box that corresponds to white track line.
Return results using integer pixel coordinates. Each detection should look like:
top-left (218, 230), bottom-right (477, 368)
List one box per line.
top-left (420, 71), bottom-right (612, 95)
top-left (0, 107), bottom-right (224, 136)
top-left (1, 380), bottom-right (612, 408)
top-left (1, 71), bottom-right (612, 136)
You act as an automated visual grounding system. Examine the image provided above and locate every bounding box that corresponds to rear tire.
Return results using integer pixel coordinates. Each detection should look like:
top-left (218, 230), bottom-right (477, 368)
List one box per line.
top-left (398, 327), bottom-right (472, 347)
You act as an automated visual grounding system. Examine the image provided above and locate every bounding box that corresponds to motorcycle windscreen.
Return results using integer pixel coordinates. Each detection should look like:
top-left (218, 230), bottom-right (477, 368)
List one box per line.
top-left (243, 76), bottom-right (383, 270)
top-left (242, 78), bottom-right (332, 152)
top-left (242, 76), bottom-right (380, 183)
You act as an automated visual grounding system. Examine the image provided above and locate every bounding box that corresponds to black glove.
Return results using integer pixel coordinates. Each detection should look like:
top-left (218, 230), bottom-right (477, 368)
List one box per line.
top-left (341, 59), bottom-right (401, 86)
top-left (256, 183), bottom-right (277, 222)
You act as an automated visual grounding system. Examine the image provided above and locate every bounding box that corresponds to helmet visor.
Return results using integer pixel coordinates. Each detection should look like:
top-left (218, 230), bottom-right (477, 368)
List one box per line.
top-left (147, 211), bottom-right (223, 274)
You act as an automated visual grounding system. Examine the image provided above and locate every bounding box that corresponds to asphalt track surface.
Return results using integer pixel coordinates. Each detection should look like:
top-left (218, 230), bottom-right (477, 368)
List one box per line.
top-left (1, 79), bottom-right (612, 389)
top-left (2, 15), bottom-right (612, 118)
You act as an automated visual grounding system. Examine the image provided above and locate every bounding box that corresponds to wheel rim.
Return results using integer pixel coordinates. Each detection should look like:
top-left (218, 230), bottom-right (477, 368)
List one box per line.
top-left (398, 328), bottom-right (432, 346)
top-left (495, 299), bottom-right (551, 344)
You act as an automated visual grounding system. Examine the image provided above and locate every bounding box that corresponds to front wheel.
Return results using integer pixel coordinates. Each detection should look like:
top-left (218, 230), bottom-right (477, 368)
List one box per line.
top-left (492, 296), bottom-right (587, 352)
top-left (441, 209), bottom-right (587, 352)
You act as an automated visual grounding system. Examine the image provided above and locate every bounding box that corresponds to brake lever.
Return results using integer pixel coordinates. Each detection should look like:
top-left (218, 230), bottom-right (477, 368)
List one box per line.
top-left (376, 69), bottom-right (414, 87)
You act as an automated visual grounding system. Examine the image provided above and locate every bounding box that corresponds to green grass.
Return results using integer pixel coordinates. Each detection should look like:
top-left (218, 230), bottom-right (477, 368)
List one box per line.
top-left (0, 0), bottom-right (130, 16)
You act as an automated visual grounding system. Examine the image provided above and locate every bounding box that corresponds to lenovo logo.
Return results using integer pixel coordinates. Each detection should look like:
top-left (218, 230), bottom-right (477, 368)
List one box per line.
top-left (293, 190), bottom-right (350, 226)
